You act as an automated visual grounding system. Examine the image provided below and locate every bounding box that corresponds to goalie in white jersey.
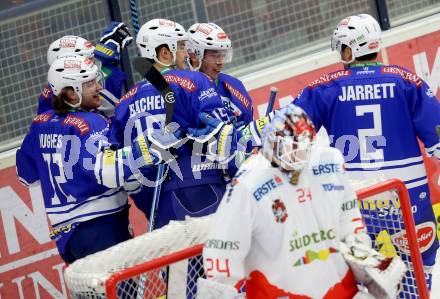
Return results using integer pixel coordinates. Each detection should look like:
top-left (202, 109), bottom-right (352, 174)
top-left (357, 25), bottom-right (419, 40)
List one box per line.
top-left (199, 105), bottom-right (406, 299)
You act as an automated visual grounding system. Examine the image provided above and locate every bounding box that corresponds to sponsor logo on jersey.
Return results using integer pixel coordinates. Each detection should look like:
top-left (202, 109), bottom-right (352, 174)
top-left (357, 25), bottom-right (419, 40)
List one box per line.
top-left (62, 115), bottom-right (90, 135)
top-left (290, 229), bottom-right (335, 252)
top-left (272, 199), bottom-right (288, 223)
top-left (223, 82), bottom-right (251, 108)
top-left (381, 66), bottom-right (423, 87)
top-left (293, 247), bottom-right (338, 267)
top-left (308, 70), bottom-right (351, 88)
top-left (164, 74), bottom-right (196, 92)
top-left (252, 175), bottom-right (283, 201)
top-left (390, 222), bottom-right (436, 254)
top-left (311, 163), bottom-right (341, 175)
top-left (341, 199), bottom-right (357, 211)
top-left (192, 162), bottom-right (225, 172)
top-left (356, 67), bottom-right (376, 75)
top-left (49, 223), bottom-right (78, 239)
top-left (33, 112), bottom-right (52, 124)
top-left (322, 183), bottom-right (344, 191)
top-left (205, 239), bottom-right (240, 250)
top-left (198, 87), bottom-right (217, 101)
top-left (118, 85), bottom-right (139, 105)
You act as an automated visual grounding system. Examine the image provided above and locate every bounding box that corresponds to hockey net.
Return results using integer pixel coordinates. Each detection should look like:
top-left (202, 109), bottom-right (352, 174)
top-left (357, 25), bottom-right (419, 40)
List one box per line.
top-left (64, 179), bottom-right (429, 299)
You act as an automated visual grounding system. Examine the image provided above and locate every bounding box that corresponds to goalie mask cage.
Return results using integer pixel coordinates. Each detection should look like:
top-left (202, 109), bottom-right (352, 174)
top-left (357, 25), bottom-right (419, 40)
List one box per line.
top-left (64, 179), bottom-right (429, 299)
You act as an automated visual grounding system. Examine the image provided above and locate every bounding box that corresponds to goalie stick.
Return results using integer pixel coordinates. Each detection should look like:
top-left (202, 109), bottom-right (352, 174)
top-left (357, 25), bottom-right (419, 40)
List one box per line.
top-left (133, 57), bottom-right (176, 299)
top-left (265, 86), bottom-right (278, 116)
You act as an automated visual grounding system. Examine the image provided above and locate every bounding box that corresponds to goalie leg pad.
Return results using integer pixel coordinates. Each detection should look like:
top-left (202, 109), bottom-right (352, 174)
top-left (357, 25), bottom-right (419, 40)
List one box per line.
top-left (196, 278), bottom-right (240, 299)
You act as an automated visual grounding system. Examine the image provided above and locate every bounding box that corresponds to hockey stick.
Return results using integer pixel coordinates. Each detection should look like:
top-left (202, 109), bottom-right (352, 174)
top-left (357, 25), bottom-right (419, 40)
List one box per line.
top-left (133, 57), bottom-right (176, 299)
top-left (133, 57), bottom-right (175, 231)
top-left (265, 86), bottom-right (278, 116)
top-left (128, 0), bottom-right (140, 34)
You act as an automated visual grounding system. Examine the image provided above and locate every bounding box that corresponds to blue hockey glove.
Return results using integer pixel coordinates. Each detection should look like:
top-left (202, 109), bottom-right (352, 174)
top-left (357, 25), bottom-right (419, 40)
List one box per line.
top-left (99, 21), bottom-right (133, 51)
top-left (150, 122), bottom-right (184, 150)
top-left (187, 112), bottom-right (226, 143)
top-left (95, 22), bottom-right (133, 64)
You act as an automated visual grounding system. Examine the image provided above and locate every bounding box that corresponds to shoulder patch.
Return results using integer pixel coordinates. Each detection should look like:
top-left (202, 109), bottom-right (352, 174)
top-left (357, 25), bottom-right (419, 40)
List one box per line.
top-left (118, 85), bottom-right (139, 105)
top-left (32, 112), bottom-right (52, 124)
top-left (381, 66), bottom-right (423, 87)
top-left (223, 81), bottom-right (251, 108)
top-left (308, 70), bottom-right (352, 88)
top-left (62, 115), bottom-right (90, 136)
top-left (163, 74), bottom-right (196, 92)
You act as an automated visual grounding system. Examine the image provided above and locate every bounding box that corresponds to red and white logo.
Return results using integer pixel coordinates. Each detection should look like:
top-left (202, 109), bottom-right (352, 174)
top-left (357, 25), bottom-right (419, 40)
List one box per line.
top-left (391, 221), bottom-right (436, 254)
top-left (84, 41), bottom-right (93, 49)
top-left (159, 19), bottom-right (176, 27)
top-left (64, 60), bottom-right (81, 69)
top-left (59, 38), bottom-right (77, 48)
top-left (368, 41), bottom-right (379, 49)
top-left (196, 24), bottom-right (213, 35)
top-left (217, 32), bottom-right (228, 40)
top-left (272, 199), bottom-right (288, 223)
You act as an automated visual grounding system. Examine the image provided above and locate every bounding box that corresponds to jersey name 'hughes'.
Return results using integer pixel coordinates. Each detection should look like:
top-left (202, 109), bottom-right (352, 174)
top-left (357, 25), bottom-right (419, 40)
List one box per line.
top-left (338, 83), bottom-right (395, 101)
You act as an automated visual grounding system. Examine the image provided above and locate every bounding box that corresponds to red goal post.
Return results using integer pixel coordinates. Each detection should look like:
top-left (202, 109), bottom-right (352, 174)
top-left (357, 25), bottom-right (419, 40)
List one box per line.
top-left (64, 179), bottom-right (430, 299)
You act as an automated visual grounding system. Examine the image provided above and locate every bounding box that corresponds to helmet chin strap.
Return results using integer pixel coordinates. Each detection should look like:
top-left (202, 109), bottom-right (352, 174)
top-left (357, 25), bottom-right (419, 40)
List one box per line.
top-left (64, 91), bottom-right (82, 109)
top-left (186, 57), bottom-right (202, 71)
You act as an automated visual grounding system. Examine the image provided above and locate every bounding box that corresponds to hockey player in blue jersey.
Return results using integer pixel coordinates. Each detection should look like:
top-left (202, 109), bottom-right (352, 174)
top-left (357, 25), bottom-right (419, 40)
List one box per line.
top-left (16, 55), bottom-right (160, 265)
top-left (293, 14), bottom-right (440, 293)
top-left (185, 23), bottom-right (260, 177)
top-left (113, 19), bottom-right (229, 229)
top-left (38, 22), bottom-right (133, 118)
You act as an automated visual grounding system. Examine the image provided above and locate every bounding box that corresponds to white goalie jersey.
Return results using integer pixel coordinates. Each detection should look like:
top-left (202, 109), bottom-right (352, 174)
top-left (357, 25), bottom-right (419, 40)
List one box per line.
top-left (202, 146), bottom-right (366, 299)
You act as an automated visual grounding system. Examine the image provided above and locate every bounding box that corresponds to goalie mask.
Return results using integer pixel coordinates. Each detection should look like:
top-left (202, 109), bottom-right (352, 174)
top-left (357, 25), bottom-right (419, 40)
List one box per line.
top-left (331, 14), bottom-right (381, 64)
top-left (47, 36), bottom-right (95, 66)
top-left (186, 23), bottom-right (232, 70)
top-left (136, 19), bottom-right (187, 67)
top-left (262, 105), bottom-right (316, 171)
top-left (48, 55), bottom-right (102, 108)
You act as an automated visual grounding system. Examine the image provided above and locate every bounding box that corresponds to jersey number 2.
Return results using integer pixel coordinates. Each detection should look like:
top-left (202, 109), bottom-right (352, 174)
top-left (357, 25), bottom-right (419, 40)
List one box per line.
top-left (356, 104), bottom-right (384, 161)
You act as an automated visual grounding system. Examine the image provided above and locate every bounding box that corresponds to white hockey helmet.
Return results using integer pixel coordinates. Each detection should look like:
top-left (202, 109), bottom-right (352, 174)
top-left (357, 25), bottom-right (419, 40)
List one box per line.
top-left (186, 23), bottom-right (232, 70)
top-left (47, 55), bottom-right (101, 108)
top-left (262, 104), bottom-right (316, 171)
top-left (136, 18), bottom-right (187, 66)
top-left (47, 36), bottom-right (95, 66)
top-left (331, 14), bottom-right (382, 64)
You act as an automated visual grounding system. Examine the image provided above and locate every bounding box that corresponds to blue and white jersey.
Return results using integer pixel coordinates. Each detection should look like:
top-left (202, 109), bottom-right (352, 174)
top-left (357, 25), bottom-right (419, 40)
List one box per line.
top-left (114, 69), bottom-right (227, 190)
top-left (37, 56), bottom-right (126, 118)
top-left (294, 63), bottom-right (440, 190)
top-left (16, 110), bottom-right (138, 254)
top-left (214, 73), bottom-right (254, 125)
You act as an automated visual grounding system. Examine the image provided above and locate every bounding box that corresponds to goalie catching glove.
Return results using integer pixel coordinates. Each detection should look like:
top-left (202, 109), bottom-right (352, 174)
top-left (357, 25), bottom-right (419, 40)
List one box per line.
top-left (340, 232), bottom-right (407, 299)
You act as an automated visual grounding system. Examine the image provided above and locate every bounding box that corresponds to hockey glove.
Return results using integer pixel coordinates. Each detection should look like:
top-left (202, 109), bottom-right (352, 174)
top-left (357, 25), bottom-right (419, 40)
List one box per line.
top-left (150, 122), bottom-right (184, 151)
top-left (95, 22), bottom-right (132, 64)
top-left (340, 232), bottom-right (407, 299)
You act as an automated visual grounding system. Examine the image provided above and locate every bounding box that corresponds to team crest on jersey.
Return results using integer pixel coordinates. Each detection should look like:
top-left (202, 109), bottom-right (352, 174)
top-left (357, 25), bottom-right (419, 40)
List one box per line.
top-left (272, 199), bottom-right (288, 223)
top-left (164, 74), bottom-right (196, 92)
